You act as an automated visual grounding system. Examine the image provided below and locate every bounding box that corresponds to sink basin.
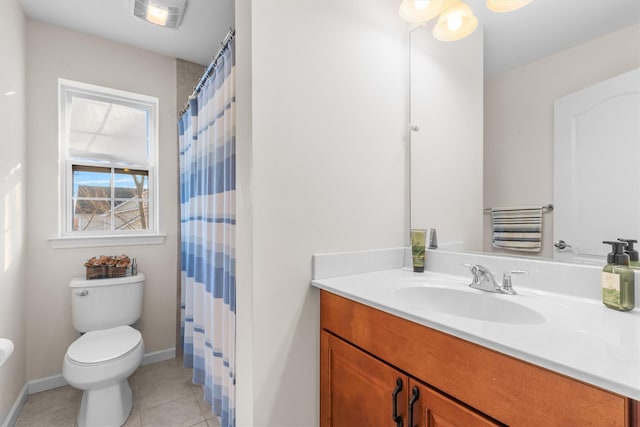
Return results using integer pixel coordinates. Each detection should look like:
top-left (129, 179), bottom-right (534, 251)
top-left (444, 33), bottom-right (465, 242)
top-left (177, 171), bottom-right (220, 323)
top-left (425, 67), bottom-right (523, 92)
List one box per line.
top-left (395, 286), bottom-right (545, 325)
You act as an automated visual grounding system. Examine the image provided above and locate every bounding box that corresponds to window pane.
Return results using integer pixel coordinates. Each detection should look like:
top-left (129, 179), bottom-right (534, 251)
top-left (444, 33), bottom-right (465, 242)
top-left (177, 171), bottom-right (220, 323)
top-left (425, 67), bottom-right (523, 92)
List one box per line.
top-left (115, 168), bottom-right (148, 199)
top-left (73, 199), bottom-right (111, 231)
top-left (114, 168), bottom-right (149, 230)
top-left (114, 201), bottom-right (149, 231)
top-left (73, 165), bottom-right (111, 198)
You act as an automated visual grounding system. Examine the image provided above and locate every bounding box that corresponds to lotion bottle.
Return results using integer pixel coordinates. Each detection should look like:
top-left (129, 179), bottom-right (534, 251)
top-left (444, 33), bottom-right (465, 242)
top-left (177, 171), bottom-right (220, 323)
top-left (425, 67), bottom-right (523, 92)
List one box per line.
top-left (618, 238), bottom-right (640, 269)
top-left (410, 229), bottom-right (427, 273)
top-left (602, 241), bottom-right (635, 311)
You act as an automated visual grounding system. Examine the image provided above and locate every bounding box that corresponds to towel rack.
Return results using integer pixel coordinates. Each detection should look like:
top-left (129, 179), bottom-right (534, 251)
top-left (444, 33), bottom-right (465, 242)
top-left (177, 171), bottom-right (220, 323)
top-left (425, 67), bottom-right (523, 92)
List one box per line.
top-left (483, 204), bottom-right (554, 213)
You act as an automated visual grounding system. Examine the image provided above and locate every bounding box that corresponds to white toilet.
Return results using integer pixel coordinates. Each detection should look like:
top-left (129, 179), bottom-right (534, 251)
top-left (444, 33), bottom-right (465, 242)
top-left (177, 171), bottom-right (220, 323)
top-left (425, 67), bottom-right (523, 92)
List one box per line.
top-left (63, 274), bottom-right (145, 427)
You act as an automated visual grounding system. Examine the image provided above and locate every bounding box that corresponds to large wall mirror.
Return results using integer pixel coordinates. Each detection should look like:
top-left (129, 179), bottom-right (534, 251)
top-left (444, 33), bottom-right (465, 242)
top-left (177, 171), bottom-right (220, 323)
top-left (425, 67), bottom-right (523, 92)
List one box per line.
top-left (410, 0), bottom-right (640, 263)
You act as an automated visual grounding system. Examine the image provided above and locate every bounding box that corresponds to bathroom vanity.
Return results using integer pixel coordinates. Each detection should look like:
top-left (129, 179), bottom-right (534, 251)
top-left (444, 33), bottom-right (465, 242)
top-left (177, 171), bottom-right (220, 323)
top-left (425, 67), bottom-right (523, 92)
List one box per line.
top-left (321, 290), bottom-right (635, 426)
top-left (312, 249), bottom-right (640, 426)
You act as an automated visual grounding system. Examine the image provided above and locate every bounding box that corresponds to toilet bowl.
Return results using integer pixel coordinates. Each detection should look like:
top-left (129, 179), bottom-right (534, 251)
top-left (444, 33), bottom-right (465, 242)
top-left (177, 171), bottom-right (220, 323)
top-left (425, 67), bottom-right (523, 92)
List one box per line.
top-left (62, 273), bottom-right (146, 427)
top-left (63, 326), bottom-right (144, 427)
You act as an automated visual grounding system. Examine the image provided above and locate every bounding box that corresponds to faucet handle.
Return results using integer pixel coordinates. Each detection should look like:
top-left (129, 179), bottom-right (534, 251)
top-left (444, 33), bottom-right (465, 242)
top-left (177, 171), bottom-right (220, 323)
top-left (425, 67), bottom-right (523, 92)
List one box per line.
top-left (462, 263), bottom-right (498, 277)
top-left (462, 263), bottom-right (481, 284)
top-left (502, 270), bottom-right (528, 294)
top-left (462, 263), bottom-right (481, 278)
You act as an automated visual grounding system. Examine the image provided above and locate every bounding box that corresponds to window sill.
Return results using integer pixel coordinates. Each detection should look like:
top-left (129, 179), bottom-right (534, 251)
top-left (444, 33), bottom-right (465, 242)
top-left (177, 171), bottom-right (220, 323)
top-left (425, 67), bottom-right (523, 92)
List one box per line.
top-left (49, 234), bottom-right (166, 249)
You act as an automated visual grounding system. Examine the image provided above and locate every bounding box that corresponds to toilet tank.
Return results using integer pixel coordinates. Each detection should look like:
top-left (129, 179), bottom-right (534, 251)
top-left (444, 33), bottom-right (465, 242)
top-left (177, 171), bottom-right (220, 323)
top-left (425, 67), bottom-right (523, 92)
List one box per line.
top-left (69, 273), bottom-right (145, 333)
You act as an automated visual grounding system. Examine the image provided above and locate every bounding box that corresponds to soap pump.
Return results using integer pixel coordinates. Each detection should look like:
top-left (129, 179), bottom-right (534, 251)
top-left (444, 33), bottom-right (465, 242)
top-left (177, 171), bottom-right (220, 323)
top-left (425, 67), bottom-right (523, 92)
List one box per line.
top-left (618, 238), bottom-right (640, 269)
top-left (601, 241), bottom-right (635, 311)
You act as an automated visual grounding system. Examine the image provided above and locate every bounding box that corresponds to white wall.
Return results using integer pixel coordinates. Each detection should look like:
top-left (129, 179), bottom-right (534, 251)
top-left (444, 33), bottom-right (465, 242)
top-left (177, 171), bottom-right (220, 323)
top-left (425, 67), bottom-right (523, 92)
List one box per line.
top-left (238, 0), bottom-right (408, 425)
top-left (410, 24), bottom-right (484, 251)
top-left (0, 0), bottom-right (27, 424)
top-left (484, 24), bottom-right (640, 257)
top-left (25, 20), bottom-right (179, 381)
top-left (234, 0), bottom-right (254, 425)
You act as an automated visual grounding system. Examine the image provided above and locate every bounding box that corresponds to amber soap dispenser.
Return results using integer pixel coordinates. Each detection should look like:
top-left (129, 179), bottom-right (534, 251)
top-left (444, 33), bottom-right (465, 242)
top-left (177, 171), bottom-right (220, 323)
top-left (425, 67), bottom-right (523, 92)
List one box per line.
top-left (602, 241), bottom-right (635, 311)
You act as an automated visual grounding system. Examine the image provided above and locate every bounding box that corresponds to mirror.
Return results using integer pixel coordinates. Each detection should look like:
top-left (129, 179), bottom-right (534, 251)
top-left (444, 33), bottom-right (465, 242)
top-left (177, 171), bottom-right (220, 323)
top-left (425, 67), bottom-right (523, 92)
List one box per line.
top-left (410, 0), bottom-right (640, 262)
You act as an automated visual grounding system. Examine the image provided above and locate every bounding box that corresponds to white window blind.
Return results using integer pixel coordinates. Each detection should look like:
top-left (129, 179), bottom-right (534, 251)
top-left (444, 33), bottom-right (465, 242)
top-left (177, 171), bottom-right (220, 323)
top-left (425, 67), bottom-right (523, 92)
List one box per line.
top-left (67, 96), bottom-right (150, 165)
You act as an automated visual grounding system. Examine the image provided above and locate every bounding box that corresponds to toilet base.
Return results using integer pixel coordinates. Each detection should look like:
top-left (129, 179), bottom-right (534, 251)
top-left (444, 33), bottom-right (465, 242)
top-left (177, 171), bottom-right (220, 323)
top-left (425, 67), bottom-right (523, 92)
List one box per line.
top-left (77, 380), bottom-right (133, 427)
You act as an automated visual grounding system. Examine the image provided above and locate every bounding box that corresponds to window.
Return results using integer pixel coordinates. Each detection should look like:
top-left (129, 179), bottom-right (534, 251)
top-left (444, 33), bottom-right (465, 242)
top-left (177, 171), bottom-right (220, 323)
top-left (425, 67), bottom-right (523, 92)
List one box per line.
top-left (55, 79), bottom-right (161, 245)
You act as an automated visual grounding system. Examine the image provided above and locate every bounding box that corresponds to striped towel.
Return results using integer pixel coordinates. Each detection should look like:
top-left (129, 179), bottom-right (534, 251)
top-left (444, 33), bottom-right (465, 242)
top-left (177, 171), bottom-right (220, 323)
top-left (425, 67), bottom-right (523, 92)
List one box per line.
top-left (491, 207), bottom-right (542, 252)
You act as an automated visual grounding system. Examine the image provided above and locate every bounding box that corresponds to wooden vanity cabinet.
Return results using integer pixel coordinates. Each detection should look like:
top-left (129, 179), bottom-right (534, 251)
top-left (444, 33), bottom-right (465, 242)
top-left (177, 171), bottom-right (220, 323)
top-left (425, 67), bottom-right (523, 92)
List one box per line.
top-left (320, 331), bottom-right (408, 427)
top-left (410, 380), bottom-right (501, 427)
top-left (321, 331), bottom-right (499, 427)
top-left (320, 290), bottom-right (636, 426)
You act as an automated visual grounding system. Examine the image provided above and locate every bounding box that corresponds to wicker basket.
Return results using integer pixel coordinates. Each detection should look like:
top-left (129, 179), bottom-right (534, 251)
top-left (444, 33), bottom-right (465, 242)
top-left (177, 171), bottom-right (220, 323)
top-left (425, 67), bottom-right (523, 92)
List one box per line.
top-left (85, 265), bottom-right (127, 280)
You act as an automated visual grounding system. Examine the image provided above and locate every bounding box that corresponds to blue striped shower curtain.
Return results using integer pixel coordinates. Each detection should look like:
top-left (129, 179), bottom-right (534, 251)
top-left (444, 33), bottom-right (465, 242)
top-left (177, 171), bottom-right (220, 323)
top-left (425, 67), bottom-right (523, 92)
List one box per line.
top-left (179, 39), bottom-right (236, 427)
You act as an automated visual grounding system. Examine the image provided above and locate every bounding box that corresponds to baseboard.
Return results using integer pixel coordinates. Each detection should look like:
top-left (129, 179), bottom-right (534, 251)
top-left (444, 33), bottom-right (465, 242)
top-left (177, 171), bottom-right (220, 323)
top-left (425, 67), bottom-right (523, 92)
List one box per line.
top-left (25, 347), bottom-right (177, 395)
top-left (27, 373), bottom-right (68, 395)
top-left (141, 347), bottom-right (176, 366)
top-left (1, 383), bottom-right (27, 427)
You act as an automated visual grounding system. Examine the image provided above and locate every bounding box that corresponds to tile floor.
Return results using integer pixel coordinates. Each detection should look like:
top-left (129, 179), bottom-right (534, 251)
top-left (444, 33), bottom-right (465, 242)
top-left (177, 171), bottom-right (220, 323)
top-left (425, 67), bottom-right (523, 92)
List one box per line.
top-left (15, 357), bottom-right (221, 427)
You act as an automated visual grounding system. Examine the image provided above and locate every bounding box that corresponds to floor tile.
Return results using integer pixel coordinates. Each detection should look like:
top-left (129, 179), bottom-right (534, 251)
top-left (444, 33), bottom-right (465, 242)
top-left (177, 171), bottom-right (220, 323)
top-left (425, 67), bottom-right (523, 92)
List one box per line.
top-left (191, 383), bottom-right (216, 421)
top-left (135, 375), bottom-right (194, 411)
top-left (140, 394), bottom-right (204, 427)
top-left (15, 386), bottom-right (81, 427)
top-left (14, 357), bottom-right (222, 427)
top-left (208, 416), bottom-right (222, 427)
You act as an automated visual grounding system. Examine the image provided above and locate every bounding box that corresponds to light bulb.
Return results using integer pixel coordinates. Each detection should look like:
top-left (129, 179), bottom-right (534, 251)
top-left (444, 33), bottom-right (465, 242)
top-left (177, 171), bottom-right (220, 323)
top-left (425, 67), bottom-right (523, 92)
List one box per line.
top-left (447, 15), bottom-right (463, 31)
top-left (415, 0), bottom-right (429, 10)
top-left (146, 3), bottom-right (169, 26)
top-left (433, 1), bottom-right (477, 41)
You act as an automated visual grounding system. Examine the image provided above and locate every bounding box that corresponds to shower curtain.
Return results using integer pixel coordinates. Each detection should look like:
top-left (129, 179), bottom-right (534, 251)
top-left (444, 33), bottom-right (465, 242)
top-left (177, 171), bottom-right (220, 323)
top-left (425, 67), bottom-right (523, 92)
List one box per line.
top-left (179, 38), bottom-right (235, 427)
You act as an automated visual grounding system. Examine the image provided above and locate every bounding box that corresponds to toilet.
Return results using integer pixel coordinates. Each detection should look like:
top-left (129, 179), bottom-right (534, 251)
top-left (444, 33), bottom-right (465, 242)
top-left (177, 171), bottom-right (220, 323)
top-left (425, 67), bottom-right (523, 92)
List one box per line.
top-left (63, 274), bottom-right (145, 427)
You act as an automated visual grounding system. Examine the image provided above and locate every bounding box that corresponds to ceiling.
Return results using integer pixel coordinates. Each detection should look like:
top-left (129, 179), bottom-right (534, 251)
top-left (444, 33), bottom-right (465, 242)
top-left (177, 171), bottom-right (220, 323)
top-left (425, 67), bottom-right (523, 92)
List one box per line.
top-left (19, 0), bottom-right (640, 73)
top-left (470, 0), bottom-right (640, 76)
top-left (19, 0), bottom-right (234, 66)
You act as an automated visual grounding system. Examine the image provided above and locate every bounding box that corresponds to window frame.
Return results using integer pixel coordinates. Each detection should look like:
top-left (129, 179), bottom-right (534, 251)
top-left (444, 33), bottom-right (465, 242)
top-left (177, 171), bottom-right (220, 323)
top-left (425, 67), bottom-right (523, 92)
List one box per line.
top-left (54, 79), bottom-right (162, 247)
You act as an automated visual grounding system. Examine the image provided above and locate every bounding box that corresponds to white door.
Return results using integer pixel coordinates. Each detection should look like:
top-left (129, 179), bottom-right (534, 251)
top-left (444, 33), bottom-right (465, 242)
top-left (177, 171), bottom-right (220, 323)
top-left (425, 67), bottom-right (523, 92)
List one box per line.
top-left (554, 68), bottom-right (640, 262)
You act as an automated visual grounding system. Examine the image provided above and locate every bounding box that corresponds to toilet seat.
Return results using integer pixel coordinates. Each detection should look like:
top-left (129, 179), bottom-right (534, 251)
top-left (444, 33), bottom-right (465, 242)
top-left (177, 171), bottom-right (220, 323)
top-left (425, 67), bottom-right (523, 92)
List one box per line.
top-left (67, 325), bottom-right (142, 365)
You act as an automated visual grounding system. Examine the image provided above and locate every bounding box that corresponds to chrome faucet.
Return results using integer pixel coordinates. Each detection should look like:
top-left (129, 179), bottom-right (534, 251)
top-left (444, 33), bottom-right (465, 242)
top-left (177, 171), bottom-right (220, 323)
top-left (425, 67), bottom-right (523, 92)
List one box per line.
top-left (463, 264), bottom-right (527, 295)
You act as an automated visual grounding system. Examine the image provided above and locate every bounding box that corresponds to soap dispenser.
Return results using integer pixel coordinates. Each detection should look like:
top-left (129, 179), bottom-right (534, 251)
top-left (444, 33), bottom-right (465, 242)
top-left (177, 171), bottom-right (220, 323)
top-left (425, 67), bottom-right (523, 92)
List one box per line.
top-left (602, 241), bottom-right (635, 311)
top-left (618, 238), bottom-right (640, 269)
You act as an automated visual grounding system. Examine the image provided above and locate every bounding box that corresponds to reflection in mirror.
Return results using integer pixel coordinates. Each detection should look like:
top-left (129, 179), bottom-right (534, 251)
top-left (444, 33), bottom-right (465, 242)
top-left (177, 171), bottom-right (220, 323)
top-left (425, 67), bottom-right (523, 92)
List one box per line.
top-left (553, 68), bottom-right (640, 263)
top-left (410, 23), bottom-right (483, 253)
top-left (410, 0), bottom-right (640, 263)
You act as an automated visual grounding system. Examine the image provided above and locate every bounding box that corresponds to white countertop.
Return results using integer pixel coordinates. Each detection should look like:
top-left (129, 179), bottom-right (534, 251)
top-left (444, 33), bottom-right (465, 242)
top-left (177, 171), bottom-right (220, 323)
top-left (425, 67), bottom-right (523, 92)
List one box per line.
top-left (312, 267), bottom-right (640, 400)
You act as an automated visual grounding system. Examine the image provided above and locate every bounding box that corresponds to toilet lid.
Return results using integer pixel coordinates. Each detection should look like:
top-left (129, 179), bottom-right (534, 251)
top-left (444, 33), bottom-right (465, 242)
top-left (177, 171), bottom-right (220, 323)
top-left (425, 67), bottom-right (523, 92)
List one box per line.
top-left (67, 325), bottom-right (142, 364)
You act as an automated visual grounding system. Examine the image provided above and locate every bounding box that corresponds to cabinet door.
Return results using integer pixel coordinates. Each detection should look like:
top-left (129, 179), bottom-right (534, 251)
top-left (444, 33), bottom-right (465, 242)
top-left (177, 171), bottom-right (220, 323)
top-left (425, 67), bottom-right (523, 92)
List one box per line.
top-left (321, 331), bottom-right (408, 427)
top-left (408, 380), bottom-right (500, 427)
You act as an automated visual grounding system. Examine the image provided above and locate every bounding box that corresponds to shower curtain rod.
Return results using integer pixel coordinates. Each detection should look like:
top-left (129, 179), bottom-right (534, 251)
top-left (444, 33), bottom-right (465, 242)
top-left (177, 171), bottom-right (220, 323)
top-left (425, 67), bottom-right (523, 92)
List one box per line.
top-left (179, 27), bottom-right (235, 116)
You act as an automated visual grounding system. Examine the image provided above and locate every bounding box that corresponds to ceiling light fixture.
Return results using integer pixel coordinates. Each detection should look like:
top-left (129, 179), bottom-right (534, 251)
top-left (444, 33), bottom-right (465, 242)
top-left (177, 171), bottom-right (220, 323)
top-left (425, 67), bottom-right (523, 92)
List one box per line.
top-left (486, 0), bottom-right (533, 13)
top-left (133, 0), bottom-right (187, 29)
top-left (398, 0), bottom-right (457, 23)
top-left (400, 0), bottom-right (533, 41)
top-left (433, 2), bottom-right (478, 41)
